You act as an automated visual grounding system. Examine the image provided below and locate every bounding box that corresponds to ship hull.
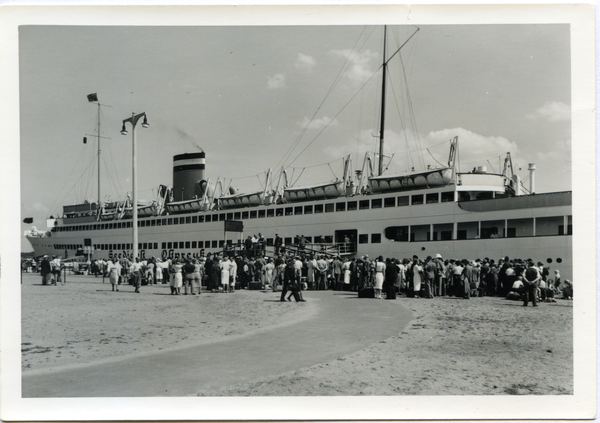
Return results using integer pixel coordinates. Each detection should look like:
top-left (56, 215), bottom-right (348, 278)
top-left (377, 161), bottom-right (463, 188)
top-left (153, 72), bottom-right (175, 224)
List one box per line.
top-left (26, 190), bottom-right (573, 279)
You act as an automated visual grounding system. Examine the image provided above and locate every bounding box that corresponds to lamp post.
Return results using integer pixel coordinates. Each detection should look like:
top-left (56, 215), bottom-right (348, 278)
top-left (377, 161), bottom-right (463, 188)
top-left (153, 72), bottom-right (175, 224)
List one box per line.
top-left (120, 112), bottom-right (149, 260)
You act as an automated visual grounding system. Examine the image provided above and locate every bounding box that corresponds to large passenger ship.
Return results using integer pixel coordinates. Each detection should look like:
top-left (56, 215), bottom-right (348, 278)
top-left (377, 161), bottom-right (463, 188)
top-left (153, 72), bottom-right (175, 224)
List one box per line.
top-left (24, 26), bottom-right (572, 279)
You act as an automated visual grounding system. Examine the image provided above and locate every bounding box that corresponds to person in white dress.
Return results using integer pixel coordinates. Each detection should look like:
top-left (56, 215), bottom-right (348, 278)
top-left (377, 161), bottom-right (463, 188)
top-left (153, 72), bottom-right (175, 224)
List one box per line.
top-left (342, 258), bottom-right (351, 289)
top-left (412, 259), bottom-right (424, 297)
top-left (374, 256), bottom-right (386, 299)
top-left (106, 259), bottom-right (122, 292)
top-left (264, 259), bottom-right (275, 290)
top-left (171, 259), bottom-right (183, 295)
top-left (220, 257), bottom-right (231, 292)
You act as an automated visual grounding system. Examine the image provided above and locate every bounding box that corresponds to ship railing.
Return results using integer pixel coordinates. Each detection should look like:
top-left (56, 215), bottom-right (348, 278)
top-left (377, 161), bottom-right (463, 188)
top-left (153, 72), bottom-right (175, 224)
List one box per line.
top-left (217, 241), bottom-right (351, 260)
top-left (333, 242), bottom-right (356, 255)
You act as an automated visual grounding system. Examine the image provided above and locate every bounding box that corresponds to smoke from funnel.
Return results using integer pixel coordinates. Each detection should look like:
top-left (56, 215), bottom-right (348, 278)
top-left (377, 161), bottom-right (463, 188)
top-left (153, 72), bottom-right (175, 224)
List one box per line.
top-left (176, 128), bottom-right (204, 152)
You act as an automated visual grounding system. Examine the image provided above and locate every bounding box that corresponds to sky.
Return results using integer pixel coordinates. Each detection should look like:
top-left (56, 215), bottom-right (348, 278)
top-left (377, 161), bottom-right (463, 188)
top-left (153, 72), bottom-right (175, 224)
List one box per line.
top-left (19, 23), bottom-right (572, 251)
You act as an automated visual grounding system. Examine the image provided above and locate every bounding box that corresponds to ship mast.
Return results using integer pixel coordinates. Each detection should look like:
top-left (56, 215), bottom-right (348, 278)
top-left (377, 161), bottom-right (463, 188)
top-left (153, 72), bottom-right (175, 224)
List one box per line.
top-left (86, 93), bottom-right (105, 206)
top-left (378, 26), bottom-right (387, 176)
top-left (377, 26), bottom-right (420, 177)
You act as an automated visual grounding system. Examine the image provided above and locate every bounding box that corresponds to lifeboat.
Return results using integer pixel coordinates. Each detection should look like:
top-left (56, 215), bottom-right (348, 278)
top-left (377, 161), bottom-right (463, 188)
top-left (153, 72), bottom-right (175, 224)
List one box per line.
top-left (218, 191), bottom-right (267, 209)
top-left (166, 198), bottom-right (208, 214)
top-left (369, 168), bottom-right (454, 193)
top-left (283, 180), bottom-right (344, 203)
top-left (122, 202), bottom-right (158, 218)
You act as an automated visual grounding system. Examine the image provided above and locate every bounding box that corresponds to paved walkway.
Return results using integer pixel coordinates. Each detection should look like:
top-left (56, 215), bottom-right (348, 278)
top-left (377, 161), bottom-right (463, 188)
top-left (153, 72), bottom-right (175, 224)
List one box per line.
top-left (23, 291), bottom-right (413, 397)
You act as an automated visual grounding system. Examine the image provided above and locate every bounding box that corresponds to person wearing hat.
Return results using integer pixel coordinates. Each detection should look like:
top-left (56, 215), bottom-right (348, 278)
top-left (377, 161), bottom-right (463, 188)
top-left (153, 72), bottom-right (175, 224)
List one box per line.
top-left (40, 255), bottom-right (52, 285)
top-left (423, 256), bottom-right (436, 298)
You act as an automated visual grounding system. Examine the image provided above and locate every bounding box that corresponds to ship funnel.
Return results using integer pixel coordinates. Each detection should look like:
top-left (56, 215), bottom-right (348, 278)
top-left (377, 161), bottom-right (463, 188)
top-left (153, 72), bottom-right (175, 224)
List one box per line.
top-left (528, 163), bottom-right (536, 194)
top-left (173, 152), bottom-right (206, 202)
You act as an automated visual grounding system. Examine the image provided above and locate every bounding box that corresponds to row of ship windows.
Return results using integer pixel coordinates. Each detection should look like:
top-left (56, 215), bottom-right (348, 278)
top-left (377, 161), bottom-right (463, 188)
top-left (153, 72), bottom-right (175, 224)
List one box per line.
top-left (55, 192), bottom-right (457, 232)
top-left (54, 234), bottom-right (374, 252)
top-left (51, 221), bottom-right (573, 254)
top-left (53, 215), bottom-right (573, 253)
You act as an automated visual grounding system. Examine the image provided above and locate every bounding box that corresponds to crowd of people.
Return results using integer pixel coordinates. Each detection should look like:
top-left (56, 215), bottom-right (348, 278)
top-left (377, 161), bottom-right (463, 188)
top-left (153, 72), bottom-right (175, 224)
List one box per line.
top-left (35, 249), bottom-right (573, 307)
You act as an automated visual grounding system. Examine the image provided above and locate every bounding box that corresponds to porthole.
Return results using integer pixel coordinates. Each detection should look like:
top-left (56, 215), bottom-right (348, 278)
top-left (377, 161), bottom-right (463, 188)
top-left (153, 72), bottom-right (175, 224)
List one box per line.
top-left (556, 258), bottom-right (562, 263)
top-left (547, 258), bottom-right (553, 263)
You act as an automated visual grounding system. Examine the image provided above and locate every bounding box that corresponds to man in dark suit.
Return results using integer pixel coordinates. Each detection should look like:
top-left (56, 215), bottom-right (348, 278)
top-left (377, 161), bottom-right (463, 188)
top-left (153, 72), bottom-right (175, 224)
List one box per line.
top-left (40, 256), bottom-right (52, 285)
top-left (274, 234), bottom-right (283, 256)
top-left (280, 258), bottom-right (305, 302)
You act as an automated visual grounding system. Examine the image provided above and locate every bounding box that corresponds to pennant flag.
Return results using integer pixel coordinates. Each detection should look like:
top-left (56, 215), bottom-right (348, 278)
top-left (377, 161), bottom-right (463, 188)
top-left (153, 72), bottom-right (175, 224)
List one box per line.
top-left (87, 93), bottom-right (98, 102)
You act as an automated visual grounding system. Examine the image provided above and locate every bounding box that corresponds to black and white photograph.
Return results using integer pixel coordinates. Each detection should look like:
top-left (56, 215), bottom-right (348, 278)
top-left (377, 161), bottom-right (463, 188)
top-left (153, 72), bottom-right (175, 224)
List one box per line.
top-left (0, 3), bottom-right (595, 421)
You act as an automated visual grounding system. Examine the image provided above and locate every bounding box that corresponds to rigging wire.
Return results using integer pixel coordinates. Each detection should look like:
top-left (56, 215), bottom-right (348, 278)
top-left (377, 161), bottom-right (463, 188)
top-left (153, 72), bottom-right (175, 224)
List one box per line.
top-left (387, 67), bottom-right (416, 172)
top-left (355, 85), bottom-right (365, 165)
top-left (327, 162), bottom-right (337, 180)
top-left (398, 52), bottom-right (424, 169)
top-left (291, 168), bottom-right (306, 186)
top-left (285, 62), bottom-right (386, 168)
top-left (425, 148), bottom-right (445, 168)
top-left (54, 156), bottom-right (98, 214)
top-left (276, 26), bottom-right (376, 170)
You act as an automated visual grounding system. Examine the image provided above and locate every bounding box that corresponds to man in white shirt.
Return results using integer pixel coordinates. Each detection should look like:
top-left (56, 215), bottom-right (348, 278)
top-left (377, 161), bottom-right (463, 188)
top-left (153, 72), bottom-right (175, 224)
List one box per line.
top-left (130, 258), bottom-right (143, 293)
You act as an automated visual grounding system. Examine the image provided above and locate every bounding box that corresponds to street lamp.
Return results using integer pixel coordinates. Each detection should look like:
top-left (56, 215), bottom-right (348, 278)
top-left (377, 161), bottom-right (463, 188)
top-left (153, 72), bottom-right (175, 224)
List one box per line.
top-left (120, 112), bottom-right (149, 260)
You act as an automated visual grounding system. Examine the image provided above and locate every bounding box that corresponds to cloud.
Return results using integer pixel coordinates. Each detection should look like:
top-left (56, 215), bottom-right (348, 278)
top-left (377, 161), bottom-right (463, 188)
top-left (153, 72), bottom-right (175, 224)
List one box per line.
top-left (295, 53), bottom-right (316, 72)
top-left (425, 128), bottom-right (519, 171)
top-left (297, 116), bottom-right (338, 131)
top-left (535, 138), bottom-right (571, 167)
top-left (316, 126), bottom-right (524, 177)
top-left (527, 101), bottom-right (571, 122)
top-left (31, 202), bottom-right (49, 214)
top-left (330, 48), bottom-right (378, 86)
top-left (267, 73), bottom-right (286, 89)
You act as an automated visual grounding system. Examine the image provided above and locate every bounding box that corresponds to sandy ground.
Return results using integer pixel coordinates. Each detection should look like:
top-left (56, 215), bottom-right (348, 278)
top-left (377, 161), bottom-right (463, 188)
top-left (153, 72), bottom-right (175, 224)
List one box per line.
top-left (21, 272), bottom-right (573, 395)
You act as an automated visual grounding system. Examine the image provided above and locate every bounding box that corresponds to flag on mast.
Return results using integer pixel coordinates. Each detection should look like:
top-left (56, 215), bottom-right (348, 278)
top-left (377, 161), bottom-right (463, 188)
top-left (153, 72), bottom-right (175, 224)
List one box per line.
top-left (87, 93), bottom-right (98, 102)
